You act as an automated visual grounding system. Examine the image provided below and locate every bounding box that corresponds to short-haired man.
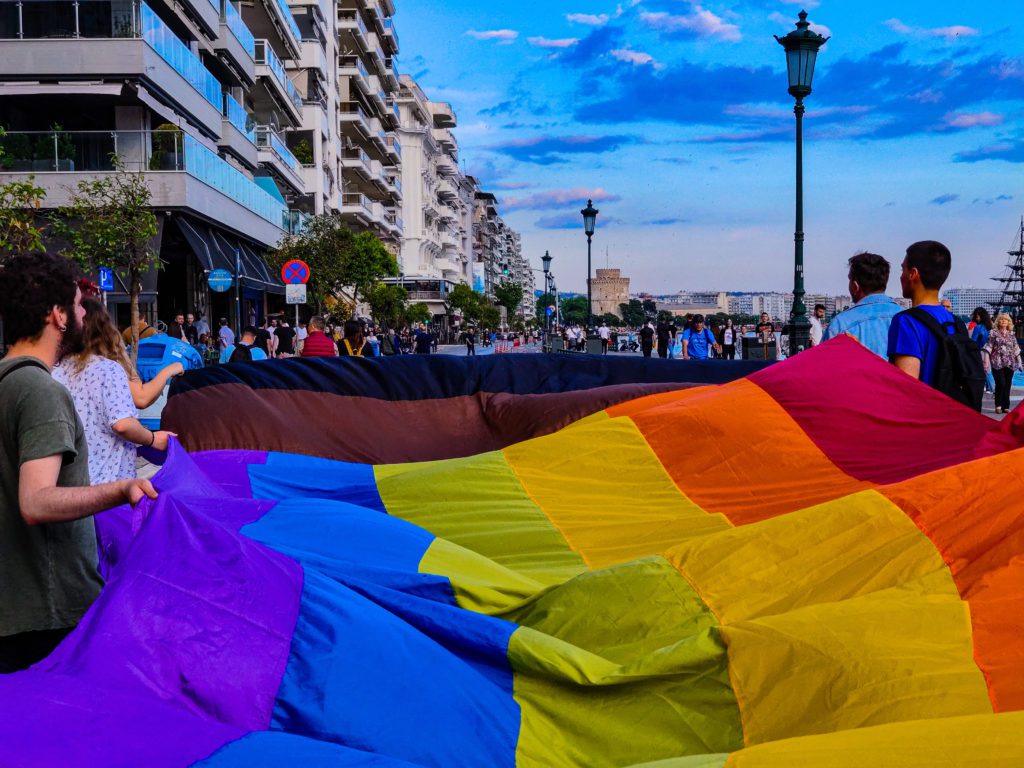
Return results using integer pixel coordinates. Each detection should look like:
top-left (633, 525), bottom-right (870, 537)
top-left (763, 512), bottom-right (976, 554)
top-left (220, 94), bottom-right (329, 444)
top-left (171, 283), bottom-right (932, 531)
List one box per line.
top-left (300, 315), bottom-right (337, 357)
top-left (887, 240), bottom-right (956, 385)
top-left (822, 252), bottom-right (903, 357)
top-left (0, 253), bottom-right (157, 672)
top-left (808, 304), bottom-right (827, 347)
top-left (681, 314), bottom-right (720, 361)
top-left (217, 317), bottom-right (234, 350)
top-left (220, 325), bottom-right (269, 364)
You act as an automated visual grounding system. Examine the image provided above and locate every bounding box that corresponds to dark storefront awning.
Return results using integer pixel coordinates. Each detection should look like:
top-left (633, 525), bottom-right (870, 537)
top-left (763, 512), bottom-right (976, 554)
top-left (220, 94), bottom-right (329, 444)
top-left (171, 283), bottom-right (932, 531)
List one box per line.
top-left (179, 217), bottom-right (284, 295)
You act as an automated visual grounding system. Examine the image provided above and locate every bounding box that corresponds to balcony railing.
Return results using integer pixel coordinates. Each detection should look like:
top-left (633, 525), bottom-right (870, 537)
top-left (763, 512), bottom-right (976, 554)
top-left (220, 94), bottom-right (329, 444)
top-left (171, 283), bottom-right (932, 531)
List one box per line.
top-left (255, 126), bottom-right (300, 174)
top-left (0, 129), bottom-right (285, 228)
top-left (386, 135), bottom-right (402, 157)
top-left (383, 17), bottom-right (398, 47)
top-left (337, 10), bottom-right (369, 41)
top-left (282, 209), bottom-right (309, 235)
top-left (254, 39), bottom-right (302, 110)
top-left (221, 0), bottom-right (255, 59)
top-left (270, 0), bottom-right (301, 45)
top-left (140, 4), bottom-right (221, 107)
top-left (339, 55), bottom-right (370, 81)
top-left (222, 93), bottom-right (256, 144)
top-left (341, 192), bottom-right (371, 211)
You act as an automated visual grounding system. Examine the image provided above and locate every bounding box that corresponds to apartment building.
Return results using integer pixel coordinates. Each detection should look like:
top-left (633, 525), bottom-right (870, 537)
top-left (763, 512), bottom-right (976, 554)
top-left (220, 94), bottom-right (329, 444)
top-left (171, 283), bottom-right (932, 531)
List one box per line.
top-left (335, 0), bottom-right (402, 252)
top-left (942, 287), bottom-right (1003, 317)
top-left (0, 0), bottom-right (323, 328)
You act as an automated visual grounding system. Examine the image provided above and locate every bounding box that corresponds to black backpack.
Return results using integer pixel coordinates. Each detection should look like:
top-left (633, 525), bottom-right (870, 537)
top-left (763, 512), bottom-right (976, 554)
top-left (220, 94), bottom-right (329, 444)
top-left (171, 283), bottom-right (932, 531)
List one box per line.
top-left (898, 307), bottom-right (984, 411)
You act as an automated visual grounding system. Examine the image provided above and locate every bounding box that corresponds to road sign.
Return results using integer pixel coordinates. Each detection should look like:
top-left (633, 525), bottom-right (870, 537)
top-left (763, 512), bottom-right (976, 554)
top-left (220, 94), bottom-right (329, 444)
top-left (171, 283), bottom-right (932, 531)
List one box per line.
top-left (208, 268), bottom-right (233, 293)
top-left (286, 283), bottom-right (307, 305)
top-left (281, 259), bottom-right (310, 285)
top-left (545, 305), bottom-right (555, 317)
top-left (98, 267), bottom-right (114, 292)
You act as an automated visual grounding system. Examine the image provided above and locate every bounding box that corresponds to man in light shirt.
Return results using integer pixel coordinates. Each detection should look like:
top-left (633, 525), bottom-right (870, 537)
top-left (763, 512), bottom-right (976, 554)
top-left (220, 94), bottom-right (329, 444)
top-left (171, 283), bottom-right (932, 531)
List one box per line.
top-left (597, 321), bottom-right (611, 354)
top-left (809, 304), bottom-right (827, 346)
top-left (822, 252), bottom-right (903, 358)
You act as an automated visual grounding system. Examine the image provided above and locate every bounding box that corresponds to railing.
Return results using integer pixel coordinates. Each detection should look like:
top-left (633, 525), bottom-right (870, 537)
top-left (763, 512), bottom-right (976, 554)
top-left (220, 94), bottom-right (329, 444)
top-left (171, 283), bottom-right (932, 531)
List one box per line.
top-left (341, 192), bottom-right (371, 211)
top-left (337, 10), bottom-right (369, 40)
top-left (271, 0), bottom-right (302, 45)
top-left (140, 4), bottom-right (221, 107)
top-left (282, 209), bottom-right (309, 235)
top-left (339, 102), bottom-right (371, 124)
top-left (341, 147), bottom-right (372, 166)
top-left (254, 39), bottom-right (302, 110)
top-left (0, 129), bottom-right (286, 228)
top-left (383, 17), bottom-right (398, 47)
top-left (386, 135), bottom-right (402, 157)
top-left (222, 93), bottom-right (256, 144)
top-left (255, 126), bottom-right (300, 174)
top-left (221, 0), bottom-right (255, 59)
top-left (339, 55), bottom-right (370, 80)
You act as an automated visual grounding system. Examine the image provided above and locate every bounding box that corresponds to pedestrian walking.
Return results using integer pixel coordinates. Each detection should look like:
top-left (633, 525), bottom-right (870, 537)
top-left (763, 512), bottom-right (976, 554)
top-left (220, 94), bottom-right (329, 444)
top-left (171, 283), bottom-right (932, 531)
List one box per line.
top-left (337, 319), bottom-right (376, 357)
top-left (598, 321), bottom-right (611, 354)
top-left (464, 327), bottom-right (476, 356)
top-left (681, 314), bottom-right (720, 361)
top-left (984, 313), bottom-right (1022, 414)
top-left (300, 316), bottom-right (337, 358)
top-left (719, 318), bottom-right (738, 359)
top-left (656, 318), bottom-right (673, 359)
top-left (639, 322), bottom-right (655, 358)
top-left (971, 307), bottom-right (995, 394)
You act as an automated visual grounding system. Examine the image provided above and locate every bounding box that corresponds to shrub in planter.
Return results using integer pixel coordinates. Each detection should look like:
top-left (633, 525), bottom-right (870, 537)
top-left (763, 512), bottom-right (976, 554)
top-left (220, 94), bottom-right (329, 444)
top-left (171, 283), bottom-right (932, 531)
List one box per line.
top-left (150, 123), bottom-right (184, 170)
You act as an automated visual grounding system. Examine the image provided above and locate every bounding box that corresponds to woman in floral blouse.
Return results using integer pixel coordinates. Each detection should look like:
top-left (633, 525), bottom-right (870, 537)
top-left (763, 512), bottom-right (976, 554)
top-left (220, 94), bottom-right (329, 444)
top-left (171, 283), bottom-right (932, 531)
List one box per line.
top-left (984, 313), bottom-right (1023, 414)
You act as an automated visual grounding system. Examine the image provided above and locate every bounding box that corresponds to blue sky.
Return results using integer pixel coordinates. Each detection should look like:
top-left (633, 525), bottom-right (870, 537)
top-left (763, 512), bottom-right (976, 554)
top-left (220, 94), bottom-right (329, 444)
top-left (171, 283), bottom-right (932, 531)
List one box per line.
top-left (398, 1), bottom-right (1024, 295)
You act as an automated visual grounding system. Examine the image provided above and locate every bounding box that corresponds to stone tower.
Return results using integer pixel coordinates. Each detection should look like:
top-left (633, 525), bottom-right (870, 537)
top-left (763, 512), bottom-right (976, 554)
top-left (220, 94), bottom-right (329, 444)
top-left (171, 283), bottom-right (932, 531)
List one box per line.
top-left (590, 268), bottom-right (631, 318)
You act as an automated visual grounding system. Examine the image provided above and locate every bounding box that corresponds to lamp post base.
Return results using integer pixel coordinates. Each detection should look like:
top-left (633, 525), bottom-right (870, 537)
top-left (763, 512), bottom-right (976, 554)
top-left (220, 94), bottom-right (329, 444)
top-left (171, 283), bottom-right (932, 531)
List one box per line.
top-left (789, 315), bottom-right (811, 356)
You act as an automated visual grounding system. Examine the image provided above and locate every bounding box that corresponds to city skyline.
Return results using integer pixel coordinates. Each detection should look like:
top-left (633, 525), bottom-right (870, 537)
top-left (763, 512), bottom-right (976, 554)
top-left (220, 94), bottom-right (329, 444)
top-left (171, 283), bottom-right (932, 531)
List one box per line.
top-left (398, 0), bottom-right (1024, 295)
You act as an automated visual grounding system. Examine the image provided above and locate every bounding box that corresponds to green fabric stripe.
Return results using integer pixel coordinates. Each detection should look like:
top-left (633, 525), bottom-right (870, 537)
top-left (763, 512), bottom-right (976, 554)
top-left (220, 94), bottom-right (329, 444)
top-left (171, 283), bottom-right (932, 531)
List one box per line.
top-left (506, 556), bottom-right (744, 767)
top-left (375, 452), bottom-right (586, 587)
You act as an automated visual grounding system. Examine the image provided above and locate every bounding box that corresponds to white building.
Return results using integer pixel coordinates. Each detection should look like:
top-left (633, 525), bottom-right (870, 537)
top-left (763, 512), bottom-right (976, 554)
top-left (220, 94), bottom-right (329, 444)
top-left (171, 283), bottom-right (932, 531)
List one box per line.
top-left (942, 287), bottom-right (1003, 317)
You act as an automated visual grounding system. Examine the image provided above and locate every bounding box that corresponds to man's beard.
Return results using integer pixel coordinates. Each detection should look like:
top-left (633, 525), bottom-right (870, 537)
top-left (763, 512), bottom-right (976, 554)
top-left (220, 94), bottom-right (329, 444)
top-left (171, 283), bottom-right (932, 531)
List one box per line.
top-left (57, 311), bottom-right (85, 360)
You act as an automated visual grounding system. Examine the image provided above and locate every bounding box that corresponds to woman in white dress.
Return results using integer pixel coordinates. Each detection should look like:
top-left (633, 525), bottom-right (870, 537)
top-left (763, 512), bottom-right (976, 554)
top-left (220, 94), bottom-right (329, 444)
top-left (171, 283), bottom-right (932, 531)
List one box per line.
top-left (53, 299), bottom-right (176, 485)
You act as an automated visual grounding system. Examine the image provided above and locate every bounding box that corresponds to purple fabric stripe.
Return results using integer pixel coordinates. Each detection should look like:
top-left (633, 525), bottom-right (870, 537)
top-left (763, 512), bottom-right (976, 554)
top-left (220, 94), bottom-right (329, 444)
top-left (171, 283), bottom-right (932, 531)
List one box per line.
top-left (190, 449), bottom-right (270, 499)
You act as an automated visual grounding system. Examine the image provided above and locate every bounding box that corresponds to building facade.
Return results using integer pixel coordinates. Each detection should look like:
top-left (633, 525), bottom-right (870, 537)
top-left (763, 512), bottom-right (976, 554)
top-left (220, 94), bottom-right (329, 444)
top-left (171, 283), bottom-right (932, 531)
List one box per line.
top-left (590, 269), bottom-right (630, 317)
top-left (942, 287), bottom-right (1004, 317)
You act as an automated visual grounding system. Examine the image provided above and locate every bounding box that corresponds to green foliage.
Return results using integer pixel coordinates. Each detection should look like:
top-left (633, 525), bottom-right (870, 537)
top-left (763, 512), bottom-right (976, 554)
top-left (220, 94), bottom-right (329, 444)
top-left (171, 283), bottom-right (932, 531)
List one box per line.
top-left (267, 215), bottom-right (353, 313)
top-left (348, 231), bottom-right (399, 305)
top-left (405, 302), bottom-right (432, 325)
top-left (366, 282), bottom-right (408, 328)
top-left (560, 296), bottom-right (589, 325)
top-left (52, 158), bottom-right (158, 363)
top-left (149, 124), bottom-right (183, 170)
top-left (0, 177), bottom-right (47, 261)
top-left (445, 282), bottom-right (481, 321)
top-left (618, 298), bottom-right (645, 327)
top-left (656, 310), bottom-right (676, 324)
top-left (600, 312), bottom-right (621, 326)
top-left (292, 138), bottom-right (314, 166)
top-left (641, 298), bottom-right (657, 319)
top-left (493, 280), bottom-right (524, 315)
top-left (478, 300), bottom-right (501, 330)
top-left (535, 291), bottom-right (556, 320)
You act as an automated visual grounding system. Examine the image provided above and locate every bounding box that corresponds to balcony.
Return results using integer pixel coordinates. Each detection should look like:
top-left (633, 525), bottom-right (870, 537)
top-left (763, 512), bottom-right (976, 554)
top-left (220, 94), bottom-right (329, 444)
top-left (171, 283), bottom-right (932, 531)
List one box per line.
top-left (339, 192), bottom-right (373, 224)
top-left (254, 39), bottom-right (302, 121)
top-left (431, 102), bottom-right (456, 129)
top-left (337, 9), bottom-right (369, 50)
top-left (216, 0), bottom-right (256, 83)
top-left (385, 134), bottom-right (402, 161)
top-left (437, 177), bottom-right (457, 201)
top-left (340, 147), bottom-right (372, 179)
top-left (384, 174), bottom-right (402, 200)
top-left (339, 55), bottom-right (371, 94)
top-left (0, 129), bottom-right (285, 246)
top-left (0, 1), bottom-right (224, 136)
top-left (381, 17), bottom-right (398, 53)
top-left (265, 0), bottom-right (301, 56)
top-left (339, 102), bottom-right (372, 137)
top-left (220, 93), bottom-right (257, 168)
top-left (255, 126), bottom-right (303, 192)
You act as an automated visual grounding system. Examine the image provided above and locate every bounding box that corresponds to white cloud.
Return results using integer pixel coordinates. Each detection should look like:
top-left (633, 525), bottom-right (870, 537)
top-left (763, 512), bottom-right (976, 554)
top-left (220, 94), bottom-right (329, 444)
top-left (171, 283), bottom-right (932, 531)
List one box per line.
top-left (640, 7), bottom-right (741, 42)
top-left (465, 29), bottom-right (519, 44)
top-left (781, 0), bottom-right (819, 7)
top-left (527, 36), bottom-right (580, 48)
top-left (566, 13), bottom-right (609, 26)
top-left (610, 48), bottom-right (664, 70)
top-left (944, 111), bottom-right (1004, 129)
top-left (884, 18), bottom-right (979, 40)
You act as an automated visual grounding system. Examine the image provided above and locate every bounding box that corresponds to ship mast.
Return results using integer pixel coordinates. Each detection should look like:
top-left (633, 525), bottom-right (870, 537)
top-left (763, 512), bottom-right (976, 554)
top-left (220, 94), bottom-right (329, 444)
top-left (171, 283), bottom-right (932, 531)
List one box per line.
top-left (993, 216), bottom-right (1024, 338)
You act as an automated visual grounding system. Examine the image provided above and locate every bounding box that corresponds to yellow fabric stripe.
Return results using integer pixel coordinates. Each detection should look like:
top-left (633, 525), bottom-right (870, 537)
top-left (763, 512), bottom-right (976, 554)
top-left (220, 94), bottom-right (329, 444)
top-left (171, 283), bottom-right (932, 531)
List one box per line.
top-left (665, 490), bottom-right (952, 624)
top-left (507, 556), bottom-right (742, 767)
top-left (721, 574), bottom-right (992, 746)
top-left (374, 452), bottom-right (586, 586)
top-left (503, 416), bottom-right (730, 570)
top-left (720, 711), bottom-right (1024, 768)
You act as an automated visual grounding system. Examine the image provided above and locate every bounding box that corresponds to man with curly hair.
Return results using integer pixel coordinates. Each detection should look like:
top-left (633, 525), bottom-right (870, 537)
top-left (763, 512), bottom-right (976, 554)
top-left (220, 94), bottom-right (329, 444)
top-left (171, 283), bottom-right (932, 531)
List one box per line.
top-left (0, 252), bottom-right (158, 673)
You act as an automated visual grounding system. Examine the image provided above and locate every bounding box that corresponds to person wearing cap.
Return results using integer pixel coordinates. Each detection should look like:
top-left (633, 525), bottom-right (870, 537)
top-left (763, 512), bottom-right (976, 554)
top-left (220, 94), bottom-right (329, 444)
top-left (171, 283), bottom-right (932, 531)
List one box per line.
top-left (681, 314), bottom-right (720, 361)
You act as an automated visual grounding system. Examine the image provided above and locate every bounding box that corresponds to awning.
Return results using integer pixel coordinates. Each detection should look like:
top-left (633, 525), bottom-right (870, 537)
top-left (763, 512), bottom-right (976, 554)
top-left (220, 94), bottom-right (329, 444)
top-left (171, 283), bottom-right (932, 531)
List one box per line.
top-left (179, 216), bottom-right (284, 296)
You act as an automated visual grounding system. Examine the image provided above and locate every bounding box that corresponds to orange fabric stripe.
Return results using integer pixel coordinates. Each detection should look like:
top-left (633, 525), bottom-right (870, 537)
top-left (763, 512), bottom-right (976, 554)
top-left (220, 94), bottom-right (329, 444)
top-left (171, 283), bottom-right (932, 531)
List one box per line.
top-left (630, 379), bottom-right (872, 524)
top-left (604, 386), bottom-right (714, 419)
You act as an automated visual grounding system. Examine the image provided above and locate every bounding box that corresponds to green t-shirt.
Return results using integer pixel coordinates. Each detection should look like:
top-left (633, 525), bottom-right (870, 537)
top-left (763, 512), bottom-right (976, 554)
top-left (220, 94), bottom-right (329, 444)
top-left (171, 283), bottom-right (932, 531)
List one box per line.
top-left (0, 356), bottom-right (103, 637)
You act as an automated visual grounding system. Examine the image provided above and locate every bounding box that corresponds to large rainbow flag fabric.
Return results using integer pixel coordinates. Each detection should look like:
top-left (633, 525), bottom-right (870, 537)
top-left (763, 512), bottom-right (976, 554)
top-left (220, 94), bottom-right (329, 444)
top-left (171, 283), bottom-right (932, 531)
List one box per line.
top-left (2, 336), bottom-right (1023, 767)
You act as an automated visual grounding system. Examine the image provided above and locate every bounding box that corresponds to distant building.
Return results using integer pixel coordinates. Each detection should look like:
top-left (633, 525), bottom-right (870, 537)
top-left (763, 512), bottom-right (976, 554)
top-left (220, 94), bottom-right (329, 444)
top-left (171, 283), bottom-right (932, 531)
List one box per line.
top-left (942, 287), bottom-right (1003, 317)
top-left (591, 269), bottom-right (630, 317)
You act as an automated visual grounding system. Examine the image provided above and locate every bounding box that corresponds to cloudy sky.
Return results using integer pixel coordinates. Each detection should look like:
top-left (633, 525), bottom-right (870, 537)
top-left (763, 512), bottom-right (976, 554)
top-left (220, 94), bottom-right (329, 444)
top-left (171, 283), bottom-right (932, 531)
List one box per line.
top-left (398, 1), bottom-right (1024, 295)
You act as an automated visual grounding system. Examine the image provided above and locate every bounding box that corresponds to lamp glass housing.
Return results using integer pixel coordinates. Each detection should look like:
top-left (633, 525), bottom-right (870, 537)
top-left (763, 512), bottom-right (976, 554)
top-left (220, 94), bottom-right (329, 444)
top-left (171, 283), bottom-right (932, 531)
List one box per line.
top-left (581, 200), bottom-right (599, 237)
top-left (541, 251), bottom-right (552, 274)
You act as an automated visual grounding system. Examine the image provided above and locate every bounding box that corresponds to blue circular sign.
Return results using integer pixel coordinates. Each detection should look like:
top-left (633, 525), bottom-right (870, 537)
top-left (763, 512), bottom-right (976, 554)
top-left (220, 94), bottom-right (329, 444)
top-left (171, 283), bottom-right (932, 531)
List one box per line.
top-left (208, 268), bottom-right (233, 293)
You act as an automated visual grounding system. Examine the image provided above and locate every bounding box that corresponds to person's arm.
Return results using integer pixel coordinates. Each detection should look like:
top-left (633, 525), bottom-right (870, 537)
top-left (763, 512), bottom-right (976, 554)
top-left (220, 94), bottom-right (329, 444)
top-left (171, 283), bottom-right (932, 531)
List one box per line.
top-left (892, 354), bottom-right (922, 379)
top-left (129, 362), bottom-right (184, 409)
top-left (111, 419), bottom-right (175, 450)
top-left (19, 454), bottom-right (157, 526)
top-left (681, 335), bottom-right (690, 360)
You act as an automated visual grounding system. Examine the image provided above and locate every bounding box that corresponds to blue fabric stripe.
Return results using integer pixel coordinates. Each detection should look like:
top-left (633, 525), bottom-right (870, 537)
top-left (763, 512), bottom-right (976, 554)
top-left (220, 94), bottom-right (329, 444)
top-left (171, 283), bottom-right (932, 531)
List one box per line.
top-left (194, 730), bottom-right (423, 766)
top-left (270, 568), bottom-right (520, 768)
top-left (248, 453), bottom-right (386, 512)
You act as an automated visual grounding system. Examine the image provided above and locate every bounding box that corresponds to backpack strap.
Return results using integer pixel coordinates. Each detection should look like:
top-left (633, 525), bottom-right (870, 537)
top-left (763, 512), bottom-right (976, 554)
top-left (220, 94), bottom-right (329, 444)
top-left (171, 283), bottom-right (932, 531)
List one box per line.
top-left (903, 306), bottom-right (962, 341)
top-left (0, 357), bottom-right (49, 388)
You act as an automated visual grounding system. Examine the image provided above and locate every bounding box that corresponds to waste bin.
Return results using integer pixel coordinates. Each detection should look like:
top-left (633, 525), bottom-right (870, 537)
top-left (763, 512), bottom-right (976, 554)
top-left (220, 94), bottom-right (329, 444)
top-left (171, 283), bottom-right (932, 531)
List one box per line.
top-left (133, 334), bottom-right (204, 429)
top-left (586, 338), bottom-right (604, 355)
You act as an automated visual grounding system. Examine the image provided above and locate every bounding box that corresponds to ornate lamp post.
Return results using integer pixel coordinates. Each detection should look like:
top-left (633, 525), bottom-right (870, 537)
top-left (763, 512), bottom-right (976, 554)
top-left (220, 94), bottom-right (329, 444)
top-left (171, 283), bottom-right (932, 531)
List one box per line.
top-left (775, 11), bottom-right (828, 355)
top-left (541, 250), bottom-right (553, 334)
top-left (580, 200), bottom-right (599, 327)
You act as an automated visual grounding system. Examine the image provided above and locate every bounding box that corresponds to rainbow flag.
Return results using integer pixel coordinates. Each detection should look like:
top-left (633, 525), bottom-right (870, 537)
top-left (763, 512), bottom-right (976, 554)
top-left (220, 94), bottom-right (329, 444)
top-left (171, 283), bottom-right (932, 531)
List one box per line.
top-left (2, 336), bottom-right (1022, 766)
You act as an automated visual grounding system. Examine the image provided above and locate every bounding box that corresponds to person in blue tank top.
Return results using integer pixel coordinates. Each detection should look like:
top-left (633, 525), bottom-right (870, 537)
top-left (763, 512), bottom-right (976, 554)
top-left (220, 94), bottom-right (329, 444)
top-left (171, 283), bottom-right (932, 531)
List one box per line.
top-left (887, 241), bottom-right (956, 386)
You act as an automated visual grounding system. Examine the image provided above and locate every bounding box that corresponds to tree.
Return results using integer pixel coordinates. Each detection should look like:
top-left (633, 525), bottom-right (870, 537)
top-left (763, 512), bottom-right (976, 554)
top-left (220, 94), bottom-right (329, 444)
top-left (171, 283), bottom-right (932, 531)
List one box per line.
top-left (535, 291), bottom-right (556, 320)
top-left (560, 296), bottom-right (589, 325)
top-left (347, 231), bottom-right (399, 307)
top-left (642, 299), bottom-right (657, 320)
top-left (404, 302), bottom-right (432, 325)
top-left (0, 178), bottom-right (47, 262)
top-left (446, 282), bottom-right (481, 322)
top-left (365, 282), bottom-right (407, 328)
top-left (656, 310), bottom-right (676, 325)
top-left (53, 159), bottom-right (158, 365)
top-left (493, 280), bottom-right (524, 319)
top-left (266, 215), bottom-right (354, 315)
top-left (478, 300), bottom-right (501, 330)
top-left (600, 312), bottom-right (621, 326)
top-left (619, 299), bottom-right (645, 327)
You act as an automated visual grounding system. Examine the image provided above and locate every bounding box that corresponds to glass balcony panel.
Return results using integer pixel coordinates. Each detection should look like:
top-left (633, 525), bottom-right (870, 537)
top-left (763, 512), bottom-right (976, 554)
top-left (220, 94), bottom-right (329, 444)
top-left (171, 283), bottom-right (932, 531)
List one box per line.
top-left (273, 0), bottom-right (300, 43)
top-left (255, 126), bottom-right (300, 174)
top-left (183, 133), bottom-right (285, 225)
top-left (222, 0), bottom-right (255, 58)
top-left (223, 93), bottom-right (256, 144)
top-left (140, 3), bottom-right (221, 107)
top-left (254, 39), bottom-right (302, 110)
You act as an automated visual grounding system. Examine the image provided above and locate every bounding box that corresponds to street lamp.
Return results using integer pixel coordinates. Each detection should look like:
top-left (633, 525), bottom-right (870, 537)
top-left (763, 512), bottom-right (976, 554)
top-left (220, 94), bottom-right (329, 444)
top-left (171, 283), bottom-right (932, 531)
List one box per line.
top-left (580, 199), bottom-right (599, 327)
top-left (775, 10), bottom-right (828, 356)
top-left (541, 250), bottom-right (553, 340)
